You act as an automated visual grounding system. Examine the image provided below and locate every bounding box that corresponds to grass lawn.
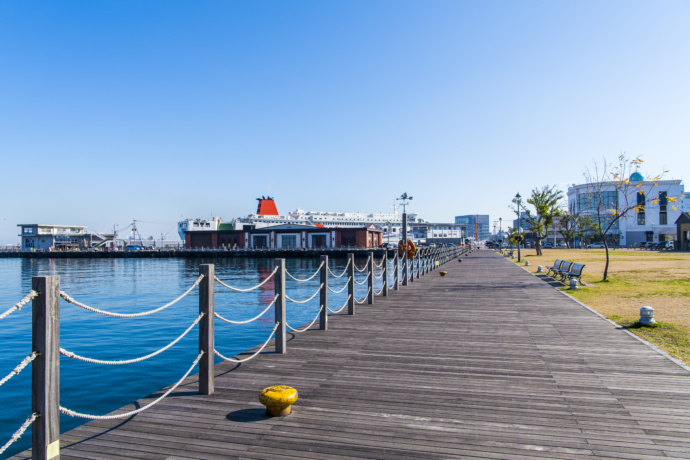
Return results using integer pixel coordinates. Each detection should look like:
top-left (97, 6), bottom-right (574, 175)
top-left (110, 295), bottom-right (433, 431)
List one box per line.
top-left (511, 248), bottom-right (690, 365)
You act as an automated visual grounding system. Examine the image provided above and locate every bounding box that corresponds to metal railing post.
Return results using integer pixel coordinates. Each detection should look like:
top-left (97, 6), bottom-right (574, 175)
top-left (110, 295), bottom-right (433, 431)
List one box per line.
top-left (402, 250), bottom-right (408, 286)
top-left (347, 253), bottom-right (355, 315)
top-left (320, 255), bottom-right (328, 330)
top-left (199, 264), bottom-right (215, 395)
top-left (274, 259), bottom-right (286, 353)
top-left (367, 252), bottom-right (374, 304)
top-left (32, 275), bottom-right (60, 460)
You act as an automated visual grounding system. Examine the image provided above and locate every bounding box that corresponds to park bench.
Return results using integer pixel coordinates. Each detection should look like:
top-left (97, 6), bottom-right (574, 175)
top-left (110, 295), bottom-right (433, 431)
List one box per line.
top-left (546, 259), bottom-right (563, 277)
top-left (554, 261), bottom-right (574, 281)
top-left (562, 262), bottom-right (586, 283)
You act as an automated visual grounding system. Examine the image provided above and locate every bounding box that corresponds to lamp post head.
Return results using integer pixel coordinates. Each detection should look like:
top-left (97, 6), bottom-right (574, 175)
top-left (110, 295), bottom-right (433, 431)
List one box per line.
top-left (515, 193), bottom-right (521, 200)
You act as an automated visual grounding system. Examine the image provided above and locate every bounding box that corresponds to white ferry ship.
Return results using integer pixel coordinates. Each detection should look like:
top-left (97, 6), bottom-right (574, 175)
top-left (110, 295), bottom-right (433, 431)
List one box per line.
top-left (179, 197), bottom-right (419, 240)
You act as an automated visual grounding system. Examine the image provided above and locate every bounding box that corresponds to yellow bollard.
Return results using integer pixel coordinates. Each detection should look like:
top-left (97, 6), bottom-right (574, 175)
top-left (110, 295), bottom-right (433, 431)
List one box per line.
top-left (259, 385), bottom-right (298, 416)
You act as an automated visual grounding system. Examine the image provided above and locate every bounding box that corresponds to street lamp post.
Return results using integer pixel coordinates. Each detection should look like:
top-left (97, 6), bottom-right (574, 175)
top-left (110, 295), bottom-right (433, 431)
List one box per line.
top-left (515, 193), bottom-right (522, 262)
top-left (499, 217), bottom-right (502, 247)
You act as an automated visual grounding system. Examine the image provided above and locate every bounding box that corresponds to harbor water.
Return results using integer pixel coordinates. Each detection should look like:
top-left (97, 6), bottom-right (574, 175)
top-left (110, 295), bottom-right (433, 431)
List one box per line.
top-left (0, 256), bottom-right (381, 458)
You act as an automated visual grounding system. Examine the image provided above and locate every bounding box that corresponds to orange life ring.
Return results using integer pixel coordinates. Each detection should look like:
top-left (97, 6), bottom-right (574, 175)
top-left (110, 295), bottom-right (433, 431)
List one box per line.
top-left (398, 239), bottom-right (417, 259)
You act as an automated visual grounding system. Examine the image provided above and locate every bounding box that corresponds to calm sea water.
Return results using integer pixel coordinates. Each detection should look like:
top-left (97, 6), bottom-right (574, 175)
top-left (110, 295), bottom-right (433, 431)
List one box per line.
top-left (0, 256), bottom-right (382, 458)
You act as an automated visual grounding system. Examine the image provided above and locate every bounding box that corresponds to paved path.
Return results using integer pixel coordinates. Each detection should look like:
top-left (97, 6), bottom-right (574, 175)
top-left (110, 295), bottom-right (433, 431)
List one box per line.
top-left (12, 250), bottom-right (690, 459)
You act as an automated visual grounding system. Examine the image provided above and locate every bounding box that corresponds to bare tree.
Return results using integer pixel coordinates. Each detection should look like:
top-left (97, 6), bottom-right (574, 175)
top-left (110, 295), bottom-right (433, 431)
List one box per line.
top-left (577, 154), bottom-right (679, 281)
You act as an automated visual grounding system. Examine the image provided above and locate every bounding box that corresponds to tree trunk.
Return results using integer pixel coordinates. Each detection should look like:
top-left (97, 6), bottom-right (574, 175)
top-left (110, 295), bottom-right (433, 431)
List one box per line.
top-left (535, 241), bottom-right (542, 256)
top-left (603, 241), bottom-right (610, 281)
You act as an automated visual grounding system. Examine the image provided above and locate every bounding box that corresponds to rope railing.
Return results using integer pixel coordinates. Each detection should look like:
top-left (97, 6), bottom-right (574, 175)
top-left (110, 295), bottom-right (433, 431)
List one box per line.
top-left (60, 351), bottom-right (204, 420)
top-left (327, 259), bottom-right (350, 278)
top-left (353, 277), bottom-right (368, 286)
top-left (354, 259), bottom-right (369, 273)
top-left (0, 352), bottom-right (37, 389)
top-left (59, 313), bottom-right (204, 366)
top-left (214, 295), bottom-right (278, 325)
top-left (285, 261), bottom-right (324, 282)
top-left (213, 266), bottom-right (279, 292)
top-left (59, 275), bottom-right (204, 318)
top-left (355, 287), bottom-right (372, 304)
top-left (215, 323), bottom-right (279, 363)
top-left (285, 284), bottom-right (323, 304)
top-left (0, 412), bottom-right (38, 456)
top-left (286, 306), bottom-right (324, 333)
top-left (327, 295), bottom-right (351, 314)
top-left (327, 283), bottom-right (348, 294)
top-left (1, 290), bottom-right (38, 320)
top-left (11, 249), bottom-right (465, 457)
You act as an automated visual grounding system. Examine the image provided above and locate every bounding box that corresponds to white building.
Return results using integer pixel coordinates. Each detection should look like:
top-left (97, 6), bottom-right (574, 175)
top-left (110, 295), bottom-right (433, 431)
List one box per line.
top-left (567, 172), bottom-right (688, 247)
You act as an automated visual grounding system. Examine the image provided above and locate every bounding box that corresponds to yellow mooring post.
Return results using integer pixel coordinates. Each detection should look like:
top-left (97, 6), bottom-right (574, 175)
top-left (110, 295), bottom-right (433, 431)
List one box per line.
top-left (259, 385), bottom-right (298, 416)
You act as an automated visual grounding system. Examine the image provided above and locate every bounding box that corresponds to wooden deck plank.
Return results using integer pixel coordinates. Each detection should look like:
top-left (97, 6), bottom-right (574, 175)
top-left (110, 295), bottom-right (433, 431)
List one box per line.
top-left (10, 250), bottom-right (690, 459)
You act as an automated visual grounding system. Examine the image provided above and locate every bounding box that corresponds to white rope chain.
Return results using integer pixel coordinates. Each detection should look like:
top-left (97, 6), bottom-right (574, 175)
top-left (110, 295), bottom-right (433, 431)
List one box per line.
top-left (327, 283), bottom-right (348, 294)
top-left (1, 290), bottom-right (38, 320)
top-left (214, 295), bottom-right (277, 325)
top-left (285, 306), bottom-right (323, 333)
top-left (285, 284), bottom-right (323, 304)
top-left (372, 271), bottom-right (384, 280)
top-left (353, 277), bottom-right (368, 286)
top-left (285, 262), bottom-right (323, 282)
top-left (373, 258), bottom-right (384, 269)
top-left (59, 275), bottom-right (203, 318)
top-left (214, 267), bottom-right (278, 292)
top-left (0, 352), bottom-right (37, 388)
top-left (327, 295), bottom-right (351, 314)
top-left (60, 351), bottom-right (204, 420)
top-left (355, 288), bottom-right (371, 304)
top-left (0, 412), bottom-right (38, 456)
top-left (327, 260), bottom-right (350, 278)
top-left (60, 313), bottom-right (204, 365)
top-left (214, 323), bottom-right (279, 363)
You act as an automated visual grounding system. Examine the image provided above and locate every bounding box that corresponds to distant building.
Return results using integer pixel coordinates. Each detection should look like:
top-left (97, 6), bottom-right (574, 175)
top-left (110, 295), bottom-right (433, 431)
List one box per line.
top-left (568, 173), bottom-right (687, 247)
top-left (18, 224), bottom-right (115, 251)
top-left (455, 215), bottom-right (490, 241)
top-left (184, 223), bottom-right (383, 250)
top-left (409, 223), bottom-right (465, 245)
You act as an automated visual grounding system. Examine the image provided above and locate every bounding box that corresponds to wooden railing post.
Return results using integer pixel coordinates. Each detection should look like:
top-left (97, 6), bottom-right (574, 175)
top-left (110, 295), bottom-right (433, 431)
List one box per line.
top-left (367, 252), bottom-right (374, 304)
top-left (347, 253), bottom-right (355, 315)
top-left (402, 251), bottom-right (408, 286)
top-left (393, 251), bottom-right (399, 290)
top-left (199, 264), bottom-right (214, 395)
top-left (382, 252), bottom-right (388, 297)
top-left (32, 275), bottom-right (60, 460)
top-left (274, 259), bottom-right (286, 353)
top-left (410, 251), bottom-right (415, 283)
top-left (320, 255), bottom-right (328, 330)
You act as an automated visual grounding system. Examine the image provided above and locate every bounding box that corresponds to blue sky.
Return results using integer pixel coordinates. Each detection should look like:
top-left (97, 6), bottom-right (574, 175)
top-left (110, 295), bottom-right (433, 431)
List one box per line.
top-left (1, 0), bottom-right (689, 243)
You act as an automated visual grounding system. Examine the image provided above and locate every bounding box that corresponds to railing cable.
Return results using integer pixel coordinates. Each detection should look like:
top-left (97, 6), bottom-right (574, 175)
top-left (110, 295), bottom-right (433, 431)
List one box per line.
top-left (214, 295), bottom-right (277, 325)
top-left (0, 412), bottom-right (38, 456)
top-left (286, 306), bottom-right (324, 333)
top-left (327, 260), bottom-right (351, 278)
top-left (60, 351), bottom-right (204, 420)
top-left (59, 275), bottom-right (203, 318)
top-left (0, 352), bottom-right (37, 389)
top-left (215, 323), bottom-right (279, 363)
top-left (355, 288), bottom-right (372, 304)
top-left (327, 295), bottom-right (351, 314)
top-left (327, 283), bottom-right (348, 294)
top-left (214, 267), bottom-right (278, 292)
top-left (1, 290), bottom-right (38, 320)
top-left (285, 285), bottom-right (322, 304)
top-left (60, 314), bottom-right (204, 365)
top-left (285, 262), bottom-right (323, 282)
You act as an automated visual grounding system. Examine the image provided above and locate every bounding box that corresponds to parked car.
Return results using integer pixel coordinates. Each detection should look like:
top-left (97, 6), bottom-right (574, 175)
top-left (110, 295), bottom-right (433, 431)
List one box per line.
top-left (543, 242), bottom-right (554, 248)
top-left (588, 242), bottom-right (605, 248)
top-left (661, 241), bottom-right (675, 250)
top-left (125, 245), bottom-right (144, 251)
top-left (556, 242), bottom-right (567, 248)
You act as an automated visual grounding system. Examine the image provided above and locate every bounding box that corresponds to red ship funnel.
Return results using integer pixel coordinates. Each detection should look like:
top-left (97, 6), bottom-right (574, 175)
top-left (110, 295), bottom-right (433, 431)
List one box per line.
top-left (256, 196), bottom-right (279, 216)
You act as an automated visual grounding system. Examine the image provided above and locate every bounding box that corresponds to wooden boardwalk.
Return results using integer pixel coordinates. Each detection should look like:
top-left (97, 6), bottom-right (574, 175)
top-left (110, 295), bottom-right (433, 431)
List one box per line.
top-left (12, 250), bottom-right (690, 459)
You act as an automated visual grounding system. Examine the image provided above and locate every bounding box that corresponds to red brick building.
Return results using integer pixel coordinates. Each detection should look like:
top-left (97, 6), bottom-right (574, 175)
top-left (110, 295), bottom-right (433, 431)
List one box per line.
top-left (185, 224), bottom-right (382, 250)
